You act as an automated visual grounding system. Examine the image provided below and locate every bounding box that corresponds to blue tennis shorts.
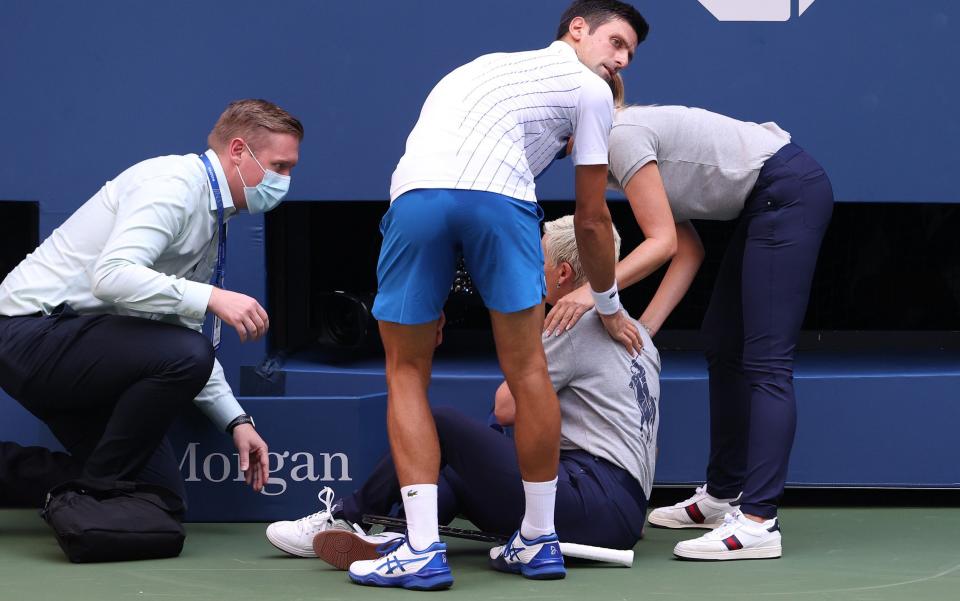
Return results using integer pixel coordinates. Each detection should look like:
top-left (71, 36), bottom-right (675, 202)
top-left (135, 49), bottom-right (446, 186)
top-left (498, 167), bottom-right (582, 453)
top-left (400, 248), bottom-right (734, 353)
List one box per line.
top-left (372, 188), bottom-right (547, 325)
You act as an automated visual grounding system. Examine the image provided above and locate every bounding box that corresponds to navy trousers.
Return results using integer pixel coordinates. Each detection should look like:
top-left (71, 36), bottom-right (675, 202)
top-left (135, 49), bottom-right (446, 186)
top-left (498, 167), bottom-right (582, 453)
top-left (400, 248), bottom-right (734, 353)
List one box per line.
top-left (702, 143), bottom-right (833, 518)
top-left (340, 406), bottom-right (647, 550)
top-left (0, 309), bottom-right (214, 506)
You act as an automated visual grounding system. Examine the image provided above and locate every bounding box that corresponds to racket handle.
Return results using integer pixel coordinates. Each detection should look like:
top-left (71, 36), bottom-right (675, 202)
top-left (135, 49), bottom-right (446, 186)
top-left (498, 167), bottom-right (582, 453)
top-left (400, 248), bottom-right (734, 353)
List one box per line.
top-left (559, 542), bottom-right (634, 567)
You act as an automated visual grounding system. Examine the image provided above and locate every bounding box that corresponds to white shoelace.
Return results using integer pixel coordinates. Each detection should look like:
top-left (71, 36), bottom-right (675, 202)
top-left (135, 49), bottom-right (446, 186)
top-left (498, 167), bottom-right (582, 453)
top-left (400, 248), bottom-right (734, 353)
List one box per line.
top-left (672, 484), bottom-right (709, 508)
top-left (293, 486), bottom-right (369, 536)
top-left (704, 512), bottom-right (745, 540)
top-left (295, 486), bottom-right (338, 534)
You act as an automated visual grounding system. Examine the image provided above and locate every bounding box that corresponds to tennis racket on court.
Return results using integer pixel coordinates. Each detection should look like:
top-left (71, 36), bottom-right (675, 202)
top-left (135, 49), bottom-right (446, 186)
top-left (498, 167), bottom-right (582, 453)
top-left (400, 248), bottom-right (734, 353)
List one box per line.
top-left (362, 514), bottom-right (634, 567)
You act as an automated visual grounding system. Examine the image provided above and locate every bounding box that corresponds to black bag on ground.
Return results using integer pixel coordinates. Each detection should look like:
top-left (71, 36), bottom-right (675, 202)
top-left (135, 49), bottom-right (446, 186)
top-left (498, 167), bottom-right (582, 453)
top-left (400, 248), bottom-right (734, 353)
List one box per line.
top-left (40, 478), bottom-right (185, 563)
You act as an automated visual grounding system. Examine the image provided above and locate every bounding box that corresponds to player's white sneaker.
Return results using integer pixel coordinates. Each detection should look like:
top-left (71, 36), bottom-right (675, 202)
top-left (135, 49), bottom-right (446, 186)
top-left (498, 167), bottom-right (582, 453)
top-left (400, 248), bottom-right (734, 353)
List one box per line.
top-left (489, 530), bottom-right (566, 580)
top-left (648, 485), bottom-right (739, 529)
top-left (312, 529), bottom-right (405, 570)
top-left (265, 487), bottom-right (358, 557)
top-left (673, 510), bottom-right (782, 560)
top-left (348, 536), bottom-right (453, 590)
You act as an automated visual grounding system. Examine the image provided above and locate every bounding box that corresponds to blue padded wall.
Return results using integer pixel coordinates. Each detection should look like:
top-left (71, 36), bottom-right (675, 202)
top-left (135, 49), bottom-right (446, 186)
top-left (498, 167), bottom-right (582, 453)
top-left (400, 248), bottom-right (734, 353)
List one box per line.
top-left (167, 395), bottom-right (390, 522)
top-left (6, 345), bottom-right (956, 522)
top-left (653, 352), bottom-right (960, 488)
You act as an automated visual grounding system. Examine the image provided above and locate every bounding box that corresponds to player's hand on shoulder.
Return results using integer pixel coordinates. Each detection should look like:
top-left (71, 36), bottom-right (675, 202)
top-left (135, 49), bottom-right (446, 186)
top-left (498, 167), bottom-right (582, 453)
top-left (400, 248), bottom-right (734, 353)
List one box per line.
top-left (599, 309), bottom-right (643, 356)
top-left (544, 285), bottom-right (594, 337)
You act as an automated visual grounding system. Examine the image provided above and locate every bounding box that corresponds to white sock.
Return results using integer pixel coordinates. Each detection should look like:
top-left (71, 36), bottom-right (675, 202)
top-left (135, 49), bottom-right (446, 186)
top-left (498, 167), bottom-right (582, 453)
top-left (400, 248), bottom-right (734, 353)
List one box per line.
top-left (401, 484), bottom-right (439, 550)
top-left (520, 477), bottom-right (558, 539)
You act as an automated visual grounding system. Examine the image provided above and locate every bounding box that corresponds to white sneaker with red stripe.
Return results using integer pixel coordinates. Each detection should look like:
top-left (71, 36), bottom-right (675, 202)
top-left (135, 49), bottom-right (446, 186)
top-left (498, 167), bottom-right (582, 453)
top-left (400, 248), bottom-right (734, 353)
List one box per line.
top-left (673, 510), bottom-right (782, 560)
top-left (648, 485), bottom-right (739, 529)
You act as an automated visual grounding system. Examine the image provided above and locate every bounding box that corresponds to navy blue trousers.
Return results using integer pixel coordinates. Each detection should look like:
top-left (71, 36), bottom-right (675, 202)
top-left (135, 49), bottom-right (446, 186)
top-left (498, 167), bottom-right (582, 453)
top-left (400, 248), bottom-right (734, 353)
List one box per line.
top-left (0, 310), bottom-right (214, 506)
top-left (340, 406), bottom-right (647, 550)
top-left (702, 143), bottom-right (833, 518)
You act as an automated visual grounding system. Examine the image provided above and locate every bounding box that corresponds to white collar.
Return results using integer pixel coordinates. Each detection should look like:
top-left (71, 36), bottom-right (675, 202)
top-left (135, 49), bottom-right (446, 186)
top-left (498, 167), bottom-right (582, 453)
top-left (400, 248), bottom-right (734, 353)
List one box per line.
top-left (550, 39), bottom-right (580, 61)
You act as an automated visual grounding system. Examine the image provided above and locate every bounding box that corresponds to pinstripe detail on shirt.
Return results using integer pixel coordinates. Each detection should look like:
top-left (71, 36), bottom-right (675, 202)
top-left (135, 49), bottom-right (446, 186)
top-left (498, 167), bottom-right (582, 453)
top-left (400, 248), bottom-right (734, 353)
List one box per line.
top-left (456, 84), bottom-right (581, 154)
top-left (467, 52), bottom-right (555, 81)
top-left (528, 124), bottom-right (570, 174)
top-left (459, 80), bottom-right (581, 130)
top-left (456, 109), bottom-right (576, 187)
top-left (390, 41), bottom-right (612, 202)
top-left (462, 63), bottom-right (573, 104)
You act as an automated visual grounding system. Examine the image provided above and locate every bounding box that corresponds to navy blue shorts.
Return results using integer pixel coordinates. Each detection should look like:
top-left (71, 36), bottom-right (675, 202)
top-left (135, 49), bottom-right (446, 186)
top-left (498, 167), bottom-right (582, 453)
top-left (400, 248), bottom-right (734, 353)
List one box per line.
top-left (372, 188), bottom-right (546, 324)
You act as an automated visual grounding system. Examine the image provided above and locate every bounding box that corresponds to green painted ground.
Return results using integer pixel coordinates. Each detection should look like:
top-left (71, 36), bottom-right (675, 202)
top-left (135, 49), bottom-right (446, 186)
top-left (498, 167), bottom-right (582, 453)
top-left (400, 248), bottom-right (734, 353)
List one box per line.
top-left (2, 508), bottom-right (959, 601)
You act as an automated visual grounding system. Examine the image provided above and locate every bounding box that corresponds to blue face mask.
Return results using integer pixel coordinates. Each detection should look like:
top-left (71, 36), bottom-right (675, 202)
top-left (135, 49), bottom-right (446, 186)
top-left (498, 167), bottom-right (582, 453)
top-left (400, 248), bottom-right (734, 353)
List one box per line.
top-left (237, 144), bottom-right (290, 214)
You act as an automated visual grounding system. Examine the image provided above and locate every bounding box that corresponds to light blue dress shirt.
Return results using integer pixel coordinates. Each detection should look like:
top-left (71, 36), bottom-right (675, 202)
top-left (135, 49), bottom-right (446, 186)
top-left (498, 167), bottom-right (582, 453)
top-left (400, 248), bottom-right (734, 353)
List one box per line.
top-left (0, 149), bottom-right (246, 430)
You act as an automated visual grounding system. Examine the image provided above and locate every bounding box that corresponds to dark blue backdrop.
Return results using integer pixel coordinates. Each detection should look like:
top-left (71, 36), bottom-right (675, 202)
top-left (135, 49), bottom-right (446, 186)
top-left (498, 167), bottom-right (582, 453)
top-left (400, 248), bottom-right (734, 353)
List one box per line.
top-left (2, 0), bottom-right (959, 388)
top-left (3, 1), bottom-right (958, 206)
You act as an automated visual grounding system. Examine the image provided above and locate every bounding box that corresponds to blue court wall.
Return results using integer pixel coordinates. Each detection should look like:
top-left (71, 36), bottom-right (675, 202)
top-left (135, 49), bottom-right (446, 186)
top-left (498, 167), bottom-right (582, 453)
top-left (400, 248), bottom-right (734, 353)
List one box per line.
top-left (1, 1), bottom-right (958, 206)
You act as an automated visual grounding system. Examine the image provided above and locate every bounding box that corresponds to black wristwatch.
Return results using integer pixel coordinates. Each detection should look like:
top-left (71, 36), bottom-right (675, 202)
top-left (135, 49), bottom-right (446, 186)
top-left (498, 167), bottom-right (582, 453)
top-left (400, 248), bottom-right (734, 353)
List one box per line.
top-left (226, 413), bottom-right (255, 434)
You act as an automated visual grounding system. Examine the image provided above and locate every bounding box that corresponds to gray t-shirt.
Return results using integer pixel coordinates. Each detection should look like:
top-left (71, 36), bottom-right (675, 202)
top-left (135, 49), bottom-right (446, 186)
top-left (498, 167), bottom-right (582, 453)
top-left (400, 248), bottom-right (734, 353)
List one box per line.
top-left (542, 309), bottom-right (661, 499)
top-left (608, 105), bottom-right (791, 222)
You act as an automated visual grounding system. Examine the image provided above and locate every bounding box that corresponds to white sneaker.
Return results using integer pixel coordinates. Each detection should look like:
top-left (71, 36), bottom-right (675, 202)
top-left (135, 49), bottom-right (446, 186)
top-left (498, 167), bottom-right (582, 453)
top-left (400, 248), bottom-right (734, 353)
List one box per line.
top-left (648, 485), bottom-right (739, 529)
top-left (265, 487), bottom-right (358, 557)
top-left (673, 511), bottom-right (782, 561)
top-left (313, 529), bottom-right (405, 570)
top-left (489, 530), bottom-right (566, 580)
top-left (348, 536), bottom-right (453, 590)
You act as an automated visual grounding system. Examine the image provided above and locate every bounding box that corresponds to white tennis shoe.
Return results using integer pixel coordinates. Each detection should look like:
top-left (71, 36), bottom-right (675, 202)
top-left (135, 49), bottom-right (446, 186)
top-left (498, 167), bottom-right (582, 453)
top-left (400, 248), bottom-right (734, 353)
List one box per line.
top-left (265, 487), bottom-right (359, 557)
top-left (647, 485), bottom-right (739, 529)
top-left (489, 530), bottom-right (566, 580)
top-left (673, 510), bottom-right (782, 560)
top-left (348, 536), bottom-right (453, 590)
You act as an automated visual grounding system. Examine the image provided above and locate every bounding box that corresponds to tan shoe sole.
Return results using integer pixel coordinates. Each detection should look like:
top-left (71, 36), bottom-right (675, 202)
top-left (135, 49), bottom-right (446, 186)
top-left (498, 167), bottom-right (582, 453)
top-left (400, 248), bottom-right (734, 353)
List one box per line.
top-left (312, 530), bottom-right (383, 570)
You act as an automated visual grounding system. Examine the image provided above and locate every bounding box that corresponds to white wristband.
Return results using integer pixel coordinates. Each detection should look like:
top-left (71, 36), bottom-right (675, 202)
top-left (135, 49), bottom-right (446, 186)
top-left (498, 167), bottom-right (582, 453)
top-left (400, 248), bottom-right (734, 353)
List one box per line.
top-left (591, 282), bottom-right (621, 315)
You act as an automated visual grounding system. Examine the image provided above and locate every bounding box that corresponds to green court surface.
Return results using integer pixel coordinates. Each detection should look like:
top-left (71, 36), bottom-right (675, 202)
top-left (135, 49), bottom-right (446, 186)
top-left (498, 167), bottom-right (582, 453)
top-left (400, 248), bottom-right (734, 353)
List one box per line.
top-left (2, 508), bottom-right (958, 601)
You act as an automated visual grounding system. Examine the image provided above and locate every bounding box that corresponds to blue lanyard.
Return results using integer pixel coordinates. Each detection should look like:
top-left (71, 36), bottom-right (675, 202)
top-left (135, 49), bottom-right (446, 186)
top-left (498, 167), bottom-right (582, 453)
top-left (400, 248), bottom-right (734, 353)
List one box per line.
top-left (199, 153), bottom-right (227, 288)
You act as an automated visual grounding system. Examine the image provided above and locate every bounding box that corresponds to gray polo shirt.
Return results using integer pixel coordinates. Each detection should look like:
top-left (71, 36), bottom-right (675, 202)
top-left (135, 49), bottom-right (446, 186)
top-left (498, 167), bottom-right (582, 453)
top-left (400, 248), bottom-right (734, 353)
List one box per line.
top-left (608, 105), bottom-right (791, 222)
top-left (543, 309), bottom-right (661, 499)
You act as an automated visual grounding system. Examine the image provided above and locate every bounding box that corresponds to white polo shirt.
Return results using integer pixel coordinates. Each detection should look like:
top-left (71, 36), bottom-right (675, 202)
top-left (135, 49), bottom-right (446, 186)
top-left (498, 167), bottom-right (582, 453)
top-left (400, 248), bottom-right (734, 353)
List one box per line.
top-left (390, 40), bottom-right (614, 203)
top-left (0, 149), bottom-right (245, 430)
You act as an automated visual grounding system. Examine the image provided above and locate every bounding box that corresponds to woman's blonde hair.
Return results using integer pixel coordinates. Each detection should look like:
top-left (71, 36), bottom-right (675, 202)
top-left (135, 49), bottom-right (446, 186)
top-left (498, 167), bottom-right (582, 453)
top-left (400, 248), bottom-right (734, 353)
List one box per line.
top-left (610, 72), bottom-right (627, 110)
top-left (543, 215), bottom-right (622, 285)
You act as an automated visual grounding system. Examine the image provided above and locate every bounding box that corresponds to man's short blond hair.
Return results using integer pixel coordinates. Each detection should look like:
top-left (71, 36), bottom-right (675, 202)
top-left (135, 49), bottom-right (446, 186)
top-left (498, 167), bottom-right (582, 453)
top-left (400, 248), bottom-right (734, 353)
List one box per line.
top-left (207, 99), bottom-right (304, 151)
top-left (543, 215), bottom-right (622, 285)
